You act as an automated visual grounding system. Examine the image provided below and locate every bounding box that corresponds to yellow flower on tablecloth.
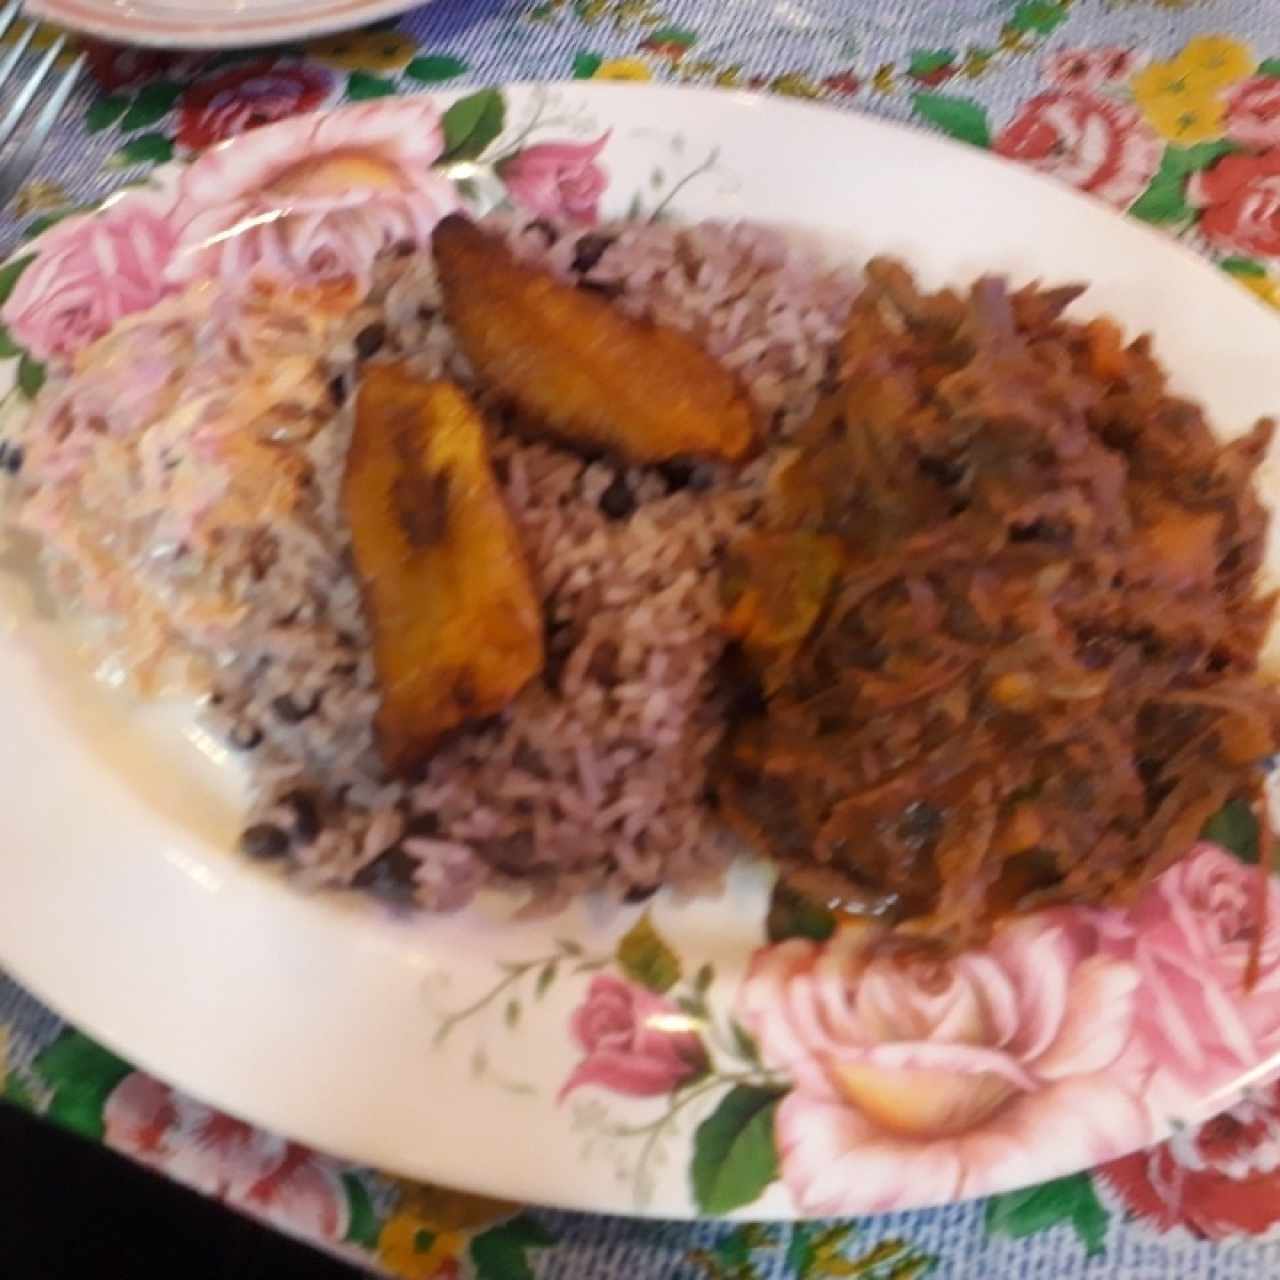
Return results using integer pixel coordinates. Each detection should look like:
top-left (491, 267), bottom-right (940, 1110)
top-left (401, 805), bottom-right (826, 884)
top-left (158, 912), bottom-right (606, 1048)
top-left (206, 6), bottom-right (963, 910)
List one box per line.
top-left (872, 63), bottom-right (896, 95)
top-left (591, 57), bottom-right (654, 81)
top-left (0, 21), bottom-right (80, 70)
top-left (306, 30), bottom-right (418, 72)
top-left (1174, 34), bottom-right (1254, 91)
top-left (377, 1182), bottom-right (517, 1280)
top-left (1237, 272), bottom-right (1280, 309)
top-left (769, 72), bottom-right (822, 99)
top-left (1132, 61), bottom-right (1225, 143)
top-left (12, 178), bottom-right (69, 218)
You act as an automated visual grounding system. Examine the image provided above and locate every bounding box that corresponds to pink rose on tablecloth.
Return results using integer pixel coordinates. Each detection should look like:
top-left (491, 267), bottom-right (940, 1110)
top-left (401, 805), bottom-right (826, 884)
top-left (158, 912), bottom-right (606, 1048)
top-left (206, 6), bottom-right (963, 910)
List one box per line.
top-left (103, 1072), bottom-right (350, 1241)
top-left (176, 60), bottom-right (334, 150)
top-left (736, 920), bottom-right (1149, 1215)
top-left (1098, 1076), bottom-right (1280, 1240)
top-left (84, 41), bottom-right (206, 93)
top-left (498, 134), bottom-right (610, 226)
top-left (1101, 843), bottom-right (1280, 1116)
top-left (994, 90), bottom-right (1161, 209)
top-left (1225, 76), bottom-right (1280, 148)
top-left (1044, 46), bottom-right (1143, 93)
top-left (166, 99), bottom-right (459, 292)
top-left (2, 198), bottom-right (177, 364)
top-left (558, 974), bottom-right (708, 1100)
top-left (1190, 149), bottom-right (1280, 256)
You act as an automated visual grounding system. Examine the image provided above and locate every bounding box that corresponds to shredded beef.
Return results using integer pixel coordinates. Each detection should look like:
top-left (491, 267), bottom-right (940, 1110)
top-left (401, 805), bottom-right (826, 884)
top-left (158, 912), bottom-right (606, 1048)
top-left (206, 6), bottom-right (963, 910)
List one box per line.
top-left (716, 257), bottom-right (1280, 944)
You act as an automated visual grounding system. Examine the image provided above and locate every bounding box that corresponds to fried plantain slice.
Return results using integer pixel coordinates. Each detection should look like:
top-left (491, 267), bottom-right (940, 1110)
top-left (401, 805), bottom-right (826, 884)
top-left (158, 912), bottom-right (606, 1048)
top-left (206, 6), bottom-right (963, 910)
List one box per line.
top-left (342, 366), bottom-right (543, 775)
top-left (432, 214), bottom-right (758, 464)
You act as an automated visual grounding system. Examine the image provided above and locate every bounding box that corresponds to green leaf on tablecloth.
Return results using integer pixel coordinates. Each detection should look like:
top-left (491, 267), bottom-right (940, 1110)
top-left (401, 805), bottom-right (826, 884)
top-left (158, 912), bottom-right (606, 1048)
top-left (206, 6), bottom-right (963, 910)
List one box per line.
top-left (911, 91), bottom-right (990, 148)
top-left (340, 1172), bottom-right (381, 1249)
top-left (644, 26), bottom-right (698, 50)
top-left (440, 89), bottom-right (506, 163)
top-left (985, 1172), bottom-right (1109, 1258)
top-left (1222, 256), bottom-right (1268, 278)
top-left (120, 81), bottom-right (183, 131)
top-left (3, 1069), bottom-right (36, 1112)
top-left (691, 1084), bottom-right (785, 1215)
top-left (405, 54), bottom-right (469, 83)
top-left (1129, 174), bottom-right (1191, 224)
top-left (30, 1030), bottom-right (132, 1141)
top-left (470, 1214), bottom-right (555, 1280)
top-left (572, 51), bottom-right (603, 79)
top-left (1129, 148), bottom-right (1199, 225)
top-left (1260, 58), bottom-right (1280, 79)
top-left (1009, 1), bottom-right (1068, 35)
top-left (107, 133), bottom-right (175, 169)
top-left (1133, 141), bottom-right (1240, 226)
top-left (1173, 140), bottom-right (1238, 172)
top-left (786, 1224), bottom-right (817, 1277)
top-left (0, 326), bottom-right (21, 358)
top-left (0, 254), bottom-right (35, 306)
top-left (766, 879), bottom-right (835, 943)
top-left (616, 911), bottom-right (681, 993)
top-left (1202, 796), bottom-right (1260, 863)
top-left (908, 49), bottom-right (956, 78)
top-left (85, 94), bottom-right (130, 133)
top-left (17, 354), bottom-right (45, 400)
top-left (346, 71), bottom-right (397, 100)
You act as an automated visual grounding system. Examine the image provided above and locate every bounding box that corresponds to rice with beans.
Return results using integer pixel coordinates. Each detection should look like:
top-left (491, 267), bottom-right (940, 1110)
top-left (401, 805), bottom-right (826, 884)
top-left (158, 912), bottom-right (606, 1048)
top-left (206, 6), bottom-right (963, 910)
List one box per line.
top-left (0, 216), bottom-right (856, 910)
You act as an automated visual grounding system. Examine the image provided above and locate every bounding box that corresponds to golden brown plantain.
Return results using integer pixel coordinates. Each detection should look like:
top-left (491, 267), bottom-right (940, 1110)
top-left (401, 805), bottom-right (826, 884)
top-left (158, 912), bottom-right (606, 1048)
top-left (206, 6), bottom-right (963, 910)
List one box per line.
top-left (432, 214), bottom-right (758, 465)
top-left (342, 366), bottom-right (543, 775)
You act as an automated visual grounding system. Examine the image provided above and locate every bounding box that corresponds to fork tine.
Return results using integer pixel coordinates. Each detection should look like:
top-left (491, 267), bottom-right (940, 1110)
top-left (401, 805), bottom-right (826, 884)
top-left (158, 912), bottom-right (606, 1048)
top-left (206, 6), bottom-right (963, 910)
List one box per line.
top-left (0, 19), bottom-right (37, 94)
top-left (0, 34), bottom-right (65, 154)
top-left (0, 50), bottom-right (84, 210)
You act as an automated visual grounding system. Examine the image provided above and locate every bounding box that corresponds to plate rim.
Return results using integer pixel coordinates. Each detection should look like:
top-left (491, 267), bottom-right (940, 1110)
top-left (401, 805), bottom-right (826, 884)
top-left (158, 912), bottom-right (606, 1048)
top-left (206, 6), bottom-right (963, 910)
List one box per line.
top-left (24, 0), bottom-right (424, 50)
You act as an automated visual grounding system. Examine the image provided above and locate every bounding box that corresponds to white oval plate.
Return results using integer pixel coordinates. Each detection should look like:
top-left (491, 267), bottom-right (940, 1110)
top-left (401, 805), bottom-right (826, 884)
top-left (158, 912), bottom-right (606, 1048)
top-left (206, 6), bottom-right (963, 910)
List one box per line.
top-left (25, 0), bottom-right (422, 51)
top-left (4, 83), bottom-right (1280, 1221)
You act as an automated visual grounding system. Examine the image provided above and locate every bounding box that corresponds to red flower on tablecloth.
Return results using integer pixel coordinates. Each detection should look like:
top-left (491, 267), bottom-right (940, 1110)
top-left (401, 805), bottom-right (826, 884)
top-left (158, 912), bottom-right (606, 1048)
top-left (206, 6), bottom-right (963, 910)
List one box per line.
top-left (1044, 46), bottom-right (1142, 93)
top-left (822, 72), bottom-right (861, 97)
top-left (1191, 149), bottom-right (1280, 256)
top-left (994, 90), bottom-right (1162, 209)
top-left (558, 975), bottom-right (708, 1100)
top-left (1224, 76), bottom-right (1280, 148)
top-left (84, 41), bottom-right (204, 93)
top-left (1097, 1076), bottom-right (1280, 1240)
top-left (103, 1072), bottom-right (351, 1241)
top-left (176, 60), bottom-right (335, 150)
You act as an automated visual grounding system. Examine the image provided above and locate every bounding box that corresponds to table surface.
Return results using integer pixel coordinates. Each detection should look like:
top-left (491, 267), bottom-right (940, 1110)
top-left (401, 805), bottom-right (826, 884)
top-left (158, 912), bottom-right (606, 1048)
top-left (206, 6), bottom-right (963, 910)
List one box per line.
top-left (7, 1), bottom-right (1280, 1276)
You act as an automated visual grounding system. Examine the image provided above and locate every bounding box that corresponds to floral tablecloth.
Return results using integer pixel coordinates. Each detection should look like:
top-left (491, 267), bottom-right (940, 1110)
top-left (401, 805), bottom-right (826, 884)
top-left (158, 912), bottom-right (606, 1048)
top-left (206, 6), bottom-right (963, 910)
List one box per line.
top-left (8, 0), bottom-right (1280, 1275)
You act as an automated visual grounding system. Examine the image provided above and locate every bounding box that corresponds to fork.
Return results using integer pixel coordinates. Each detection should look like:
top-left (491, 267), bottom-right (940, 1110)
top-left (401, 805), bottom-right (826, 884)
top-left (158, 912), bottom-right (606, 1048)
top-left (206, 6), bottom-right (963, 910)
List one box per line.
top-left (0, 1), bottom-right (85, 210)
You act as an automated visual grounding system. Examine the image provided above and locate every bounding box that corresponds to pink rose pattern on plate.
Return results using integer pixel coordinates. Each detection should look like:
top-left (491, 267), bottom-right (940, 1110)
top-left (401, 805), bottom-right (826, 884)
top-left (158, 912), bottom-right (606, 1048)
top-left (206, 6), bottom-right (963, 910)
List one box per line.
top-left (0, 90), bottom-right (603, 374)
top-left (538, 834), bottom-right (1280, 1220)
top-left (560, 974), bottom-right (708, 1100)
top-left (498, 133), bottom-right (610, 225)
